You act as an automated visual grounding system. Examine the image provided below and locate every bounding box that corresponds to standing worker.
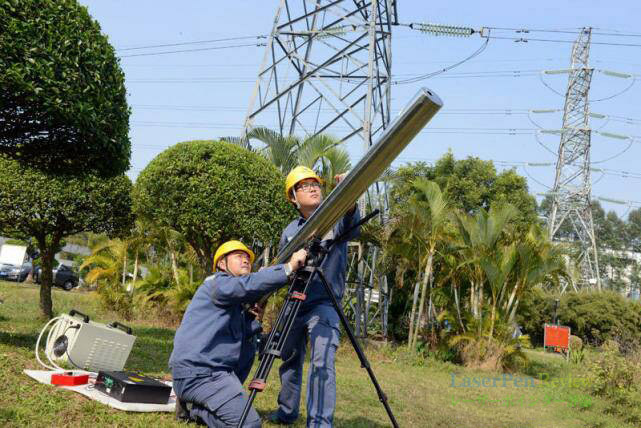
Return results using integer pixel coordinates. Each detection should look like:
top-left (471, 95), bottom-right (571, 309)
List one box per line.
top-left (170, 240), bottom-right (307, 427)
top-left (269, 166), bottom-right (360, 427)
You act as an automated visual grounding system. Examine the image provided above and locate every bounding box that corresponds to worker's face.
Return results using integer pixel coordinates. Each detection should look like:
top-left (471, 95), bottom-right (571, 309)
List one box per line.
top-left (218, 250), bottom-right (251, 276)
top-left (292, 178), bottom-right (323, 210)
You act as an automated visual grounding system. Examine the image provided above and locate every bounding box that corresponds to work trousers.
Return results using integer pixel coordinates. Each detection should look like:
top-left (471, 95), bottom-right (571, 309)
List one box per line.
top-left (173, 370), bottom-right (261, 428)
top-left (274, 303), bottom-right (340, 427)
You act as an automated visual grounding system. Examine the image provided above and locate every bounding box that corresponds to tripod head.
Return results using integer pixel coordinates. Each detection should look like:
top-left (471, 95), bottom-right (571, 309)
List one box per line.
top-left (300, 208), bottom-right (380, 270)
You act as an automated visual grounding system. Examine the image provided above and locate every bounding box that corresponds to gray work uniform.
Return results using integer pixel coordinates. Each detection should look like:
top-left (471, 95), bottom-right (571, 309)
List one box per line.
top-left (169, 265), bottom-right (289, 427)
top-left (273, 209), bottom-right (360, 427)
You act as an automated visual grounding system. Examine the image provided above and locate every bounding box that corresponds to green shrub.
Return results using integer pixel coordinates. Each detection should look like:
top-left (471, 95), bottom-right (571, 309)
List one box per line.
top-left (133, 141), bottom-right (294, 276)
top-left (569, 335), bottom-right (583, 352)
top-left (561, 291), bottom-right (641, 354)
top-left (515, 287), bottom-right (556, 345)
top-left (97, 281), bottom-right (132, 320)
top-left (586, 344), bottom-right (641, 423)
top-left (518, 289), bottom-right (641, 353)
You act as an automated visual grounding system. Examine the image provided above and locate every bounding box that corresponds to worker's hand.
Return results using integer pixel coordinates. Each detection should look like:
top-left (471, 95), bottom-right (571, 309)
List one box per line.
top-left (334, 173), bottom-right (348, 184)
top-left (335, 172), bottom-right (357, 214)
top-left (248, 303), bottom-right (264, 322)
top-left (288, 249), bottom-right (308, 272)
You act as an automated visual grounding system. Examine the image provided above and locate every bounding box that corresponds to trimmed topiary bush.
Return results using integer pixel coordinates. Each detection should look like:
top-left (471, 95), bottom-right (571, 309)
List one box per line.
top-left (133, 140), bottom-right (295, 275)
top-left (0, 0), bottom-right (130, 174)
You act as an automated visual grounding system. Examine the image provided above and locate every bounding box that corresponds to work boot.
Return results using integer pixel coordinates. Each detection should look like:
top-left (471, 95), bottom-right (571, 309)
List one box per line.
top-left (175, 398), bottom-right (191, 422)
top-left (266, 412), bottom-right (294, 425)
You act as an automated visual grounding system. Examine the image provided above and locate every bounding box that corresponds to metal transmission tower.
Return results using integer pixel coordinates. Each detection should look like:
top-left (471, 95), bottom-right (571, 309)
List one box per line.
top-left (244, 0), bottom-right (398, 338)
top-left (243, 0), bottom-right (396, 144)
top-left (548, 27), bottom-right (601, 290)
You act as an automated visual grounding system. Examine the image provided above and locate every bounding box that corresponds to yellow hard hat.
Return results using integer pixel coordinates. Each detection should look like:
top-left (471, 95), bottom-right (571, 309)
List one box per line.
top-left (285, 166), bottom-right (322, 199)
top-left (213, 240), bottom-right (255, 268)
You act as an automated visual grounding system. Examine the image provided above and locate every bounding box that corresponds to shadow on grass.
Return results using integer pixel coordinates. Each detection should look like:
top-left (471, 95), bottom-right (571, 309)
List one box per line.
top-left (0, 408), bottom-right (17, 424)
top-left (0, 330), bottom-right (38, 350)
top-left (334, 416), bottom-right (390, 427)
top-left (520, 351), bottom-right (568, 379)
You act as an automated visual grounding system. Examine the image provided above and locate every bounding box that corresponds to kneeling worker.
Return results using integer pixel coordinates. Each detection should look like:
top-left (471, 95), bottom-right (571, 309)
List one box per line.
top-left (170, 240), bottom-right (307, 427)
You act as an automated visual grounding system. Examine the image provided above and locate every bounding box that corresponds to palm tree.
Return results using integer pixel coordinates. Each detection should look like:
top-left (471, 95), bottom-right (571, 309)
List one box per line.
top-left (504, 225), bottom-right (568, 324)
top-left (385, 178), bottom-right (450, 350)
top-left (245, 127), bottom-right (300, 174)
top-left (453, 204), bottom-right (518, 332)
top-left (246, 127), bottom-right (351, 184)
top-left (81, 238), bottom-right (129, 288)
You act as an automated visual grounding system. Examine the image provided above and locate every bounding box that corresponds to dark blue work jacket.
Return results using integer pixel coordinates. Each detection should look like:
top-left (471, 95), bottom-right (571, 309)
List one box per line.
top-left (279, 208), bottom-right (360, 310)
top-left (169, 265), bottom-right (288, 380)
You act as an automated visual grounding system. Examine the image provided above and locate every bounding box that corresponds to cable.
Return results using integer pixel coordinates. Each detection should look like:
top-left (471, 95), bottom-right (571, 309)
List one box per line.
top-left (522, 164), bottom-right (552, 189)
top-left (485, 35), bottom-right (641, 47)
top-left (592, 139), bottom-right (635, 164)
top-left (392, 37), bottom-right (490, 84)
top-left (590, 74), bottom-right (637, 103)
top-left (119, 43), bottom-right (265, 58)
top-left (487, 26), bottom-right (641, 38)
top-left (35, 316), bottom-right (65, 371)
top-left (116, 35), bottom-right (266, 51)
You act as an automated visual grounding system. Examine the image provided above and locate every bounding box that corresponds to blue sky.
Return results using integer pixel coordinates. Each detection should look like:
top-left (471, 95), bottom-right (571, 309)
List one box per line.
top-left (79, 1), bottom-right (641, 217)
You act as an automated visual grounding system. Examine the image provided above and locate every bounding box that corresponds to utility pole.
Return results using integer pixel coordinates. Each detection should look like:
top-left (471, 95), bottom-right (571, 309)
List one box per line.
top-left (244, 0), bottom-right (398, 338)
top-left (548, 27), bottom-right (601, 290)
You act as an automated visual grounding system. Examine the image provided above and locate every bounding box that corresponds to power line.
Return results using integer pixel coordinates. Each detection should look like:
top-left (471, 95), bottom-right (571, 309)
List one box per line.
top-left (485, 35), bottom-right (641, 47)
top-left (393, 38), bottom-right (490, 84)
top-left (116, 35), bottom-right (266, 51)
top-left (119, 42), bottom-right (265, 58)
top-left (487, 26), bottom-right (641, 38)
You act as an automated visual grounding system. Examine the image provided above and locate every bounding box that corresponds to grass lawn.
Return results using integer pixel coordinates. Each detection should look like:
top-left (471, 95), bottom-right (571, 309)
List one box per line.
top-left (0, 280), bottom-right (635, 427)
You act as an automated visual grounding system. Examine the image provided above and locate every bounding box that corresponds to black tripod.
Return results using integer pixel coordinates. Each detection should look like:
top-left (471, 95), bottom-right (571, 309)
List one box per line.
top-left (238, 210), bottom-right (398, 427)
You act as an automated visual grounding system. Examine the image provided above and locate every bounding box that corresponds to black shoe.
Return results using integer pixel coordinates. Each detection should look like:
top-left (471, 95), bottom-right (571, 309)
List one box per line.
top-left (175, 398), bottom-right (191, 421)
top-left (267, 412), bottom-right (294, 425)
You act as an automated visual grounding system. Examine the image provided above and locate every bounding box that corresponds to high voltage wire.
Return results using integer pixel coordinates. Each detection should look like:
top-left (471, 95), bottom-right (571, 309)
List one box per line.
top-left (115, 27), bottom-right (641, 54)
top-left (130, 120), bottom-right (641, 134)
top-left (486, 26), bottom-right (641, 38)
top-left (123, 68), bottom-right (641, 83)
top-left (116, 35), bottom-right (266, 51)
top-left (130, 104), bottom-right (641, 123)
top-left (119, 43), bottom-right (265, 58)
top-left (484, 35), bottom-right (641, 47)
top-left (404, 23), bottom-right (641, 47)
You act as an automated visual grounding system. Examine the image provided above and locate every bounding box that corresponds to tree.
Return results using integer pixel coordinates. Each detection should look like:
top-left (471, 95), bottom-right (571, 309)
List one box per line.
top-left (454, 204), bottom-right (519, 336)
top-left (628, 208), bottom-right (641, 252)
top-left (81, 238), bottom-right (133, 317)
top-left (0, 157), bottom-right (133, 318)
top-left (133, 140), bottom-right (294, 275)
top-left (246, 127), bottom-right (351, 190)
top-left (386, 179), bottom-right (450, 350)
top-left (0, 0), bottom-right (130, 174)
top-left (389, 152), bottom-right (538, 229)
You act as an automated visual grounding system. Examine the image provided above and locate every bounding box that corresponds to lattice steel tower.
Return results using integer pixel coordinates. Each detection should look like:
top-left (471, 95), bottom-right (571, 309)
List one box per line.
top-left (243, 0), bottom-right (396, 144)
top-left (548, 27), bottom-right (601, 290)
top-left (244, 0), bottom-right (398, 337)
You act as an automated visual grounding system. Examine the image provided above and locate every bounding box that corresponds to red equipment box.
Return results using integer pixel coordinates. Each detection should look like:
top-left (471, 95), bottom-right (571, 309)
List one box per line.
top-left (544, 324), bottom-right (570, 350)
top-left (51, 371), bottom-right (90, 386)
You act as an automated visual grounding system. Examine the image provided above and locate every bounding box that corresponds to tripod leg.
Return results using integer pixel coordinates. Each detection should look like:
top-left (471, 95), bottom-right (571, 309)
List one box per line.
top-left (237, 270), bottom-right (316, 428)
top-left (316, 269), bottom-right (400, 428)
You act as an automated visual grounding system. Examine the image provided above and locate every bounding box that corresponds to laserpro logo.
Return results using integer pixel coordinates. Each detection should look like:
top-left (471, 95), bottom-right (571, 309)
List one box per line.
top-left (449, 373), bottom-right (590, 389)
top-left (448, 372), bottom-right (593, 408)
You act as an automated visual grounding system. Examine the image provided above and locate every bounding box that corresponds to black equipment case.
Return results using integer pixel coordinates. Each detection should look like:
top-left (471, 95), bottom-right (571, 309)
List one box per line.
top-left (95, 370), bottom-right (171, 404)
